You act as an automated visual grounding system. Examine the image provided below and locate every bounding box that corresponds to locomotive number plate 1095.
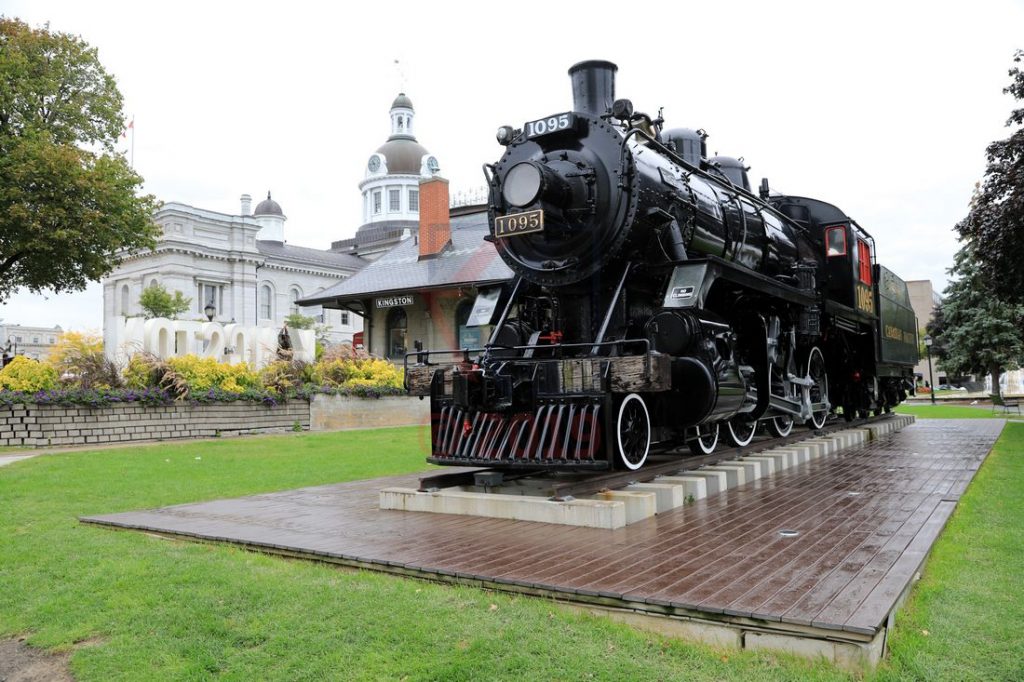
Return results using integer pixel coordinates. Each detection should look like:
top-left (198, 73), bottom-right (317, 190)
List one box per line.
top-left (494, 210), bottom-right (544, 239)
top-left (525, 113), bottom-right (575, 139)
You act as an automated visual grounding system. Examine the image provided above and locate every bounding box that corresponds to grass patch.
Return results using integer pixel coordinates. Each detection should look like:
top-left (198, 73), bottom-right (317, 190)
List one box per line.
top-left (896, 403), bottom-right (1022, 420)
top-left (875, 422), bottom-right (1024, 681)
top-left (0, 422), bottom-right (1021, 680)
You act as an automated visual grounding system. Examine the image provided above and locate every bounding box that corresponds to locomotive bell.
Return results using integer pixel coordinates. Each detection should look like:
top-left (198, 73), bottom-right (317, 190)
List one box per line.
top-left (495, 125), bottom-right (516, 146)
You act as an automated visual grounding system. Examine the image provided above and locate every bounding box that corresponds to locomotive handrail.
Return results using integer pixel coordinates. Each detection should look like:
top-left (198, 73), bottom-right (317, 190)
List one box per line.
top-left (404, 338), bottom-right (653, 372)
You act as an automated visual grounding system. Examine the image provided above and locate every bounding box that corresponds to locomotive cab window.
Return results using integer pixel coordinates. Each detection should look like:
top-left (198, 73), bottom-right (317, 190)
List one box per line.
top-left (857, 239), bottom-right (872, 285)
top-left (825, 225), bottom-right (847, 257)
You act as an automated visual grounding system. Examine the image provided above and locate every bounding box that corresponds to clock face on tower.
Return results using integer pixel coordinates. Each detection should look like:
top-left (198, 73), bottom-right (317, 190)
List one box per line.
top-left (426, 156), bottom-right (439, 173)
top-left (368, 155), bottom-right (381, 172)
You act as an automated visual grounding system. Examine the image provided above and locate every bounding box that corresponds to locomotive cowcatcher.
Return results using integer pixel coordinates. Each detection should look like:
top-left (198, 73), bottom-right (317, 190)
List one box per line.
top-left (405, 60), bottom-right (917, 471)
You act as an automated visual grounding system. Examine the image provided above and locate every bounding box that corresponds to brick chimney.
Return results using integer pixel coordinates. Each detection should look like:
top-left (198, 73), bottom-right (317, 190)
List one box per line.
top-left (418, 176), bottom-right (451, 259)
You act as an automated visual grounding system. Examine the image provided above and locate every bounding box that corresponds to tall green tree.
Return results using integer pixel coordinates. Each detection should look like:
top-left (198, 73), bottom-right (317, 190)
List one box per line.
top-left (954, 50), bottom-right (1024, 302)
top-left (935, 245), bottom-right (1024, 400)
top-left (138, 283), bottom-right (190, 319)
top-left (0, 17), bottom-right (159, 302)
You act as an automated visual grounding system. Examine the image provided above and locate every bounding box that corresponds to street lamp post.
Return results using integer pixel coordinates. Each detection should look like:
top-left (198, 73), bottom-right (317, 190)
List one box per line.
top-left (204, 303), bottom-right (216, 322)
top-left (924, 334), bottom-right (936, 405)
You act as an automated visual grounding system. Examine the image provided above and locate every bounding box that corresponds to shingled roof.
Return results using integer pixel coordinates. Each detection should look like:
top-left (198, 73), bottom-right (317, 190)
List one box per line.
top-left (299, 211), bottom-right (513, 307)
top-left (257, 240), bottom-right (367, 271)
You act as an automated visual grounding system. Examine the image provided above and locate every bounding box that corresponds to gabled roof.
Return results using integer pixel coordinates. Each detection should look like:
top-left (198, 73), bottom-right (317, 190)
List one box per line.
top-left (299, 211), bottom-right (513, 307)
top-left (257, 240), bottom-right (367, 271)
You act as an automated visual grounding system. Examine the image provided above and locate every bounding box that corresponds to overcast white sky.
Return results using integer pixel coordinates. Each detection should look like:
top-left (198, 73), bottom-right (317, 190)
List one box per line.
top-left (2, 0), bottom-right (1022, 332)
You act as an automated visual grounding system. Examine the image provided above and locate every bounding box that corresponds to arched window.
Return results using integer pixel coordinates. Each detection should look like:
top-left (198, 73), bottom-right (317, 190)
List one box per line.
top-left (290, 287), bottom-right (302, 315)
top-left (120, 284), bottom-right (130, 316)
top-left (386, 307), bottom-right (407, 359)
top-left (260, 284), bottom-right (273, 320)
top-left (148, 278), bottom-right (159, 289)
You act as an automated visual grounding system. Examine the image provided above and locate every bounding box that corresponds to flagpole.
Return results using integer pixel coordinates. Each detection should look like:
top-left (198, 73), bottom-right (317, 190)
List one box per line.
top-left (130, 114), bottom-right (135, 168)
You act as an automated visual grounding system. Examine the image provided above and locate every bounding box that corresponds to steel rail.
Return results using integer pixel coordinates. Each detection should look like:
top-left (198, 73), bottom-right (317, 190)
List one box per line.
top-left (416, 413), bottom-right (895, 499)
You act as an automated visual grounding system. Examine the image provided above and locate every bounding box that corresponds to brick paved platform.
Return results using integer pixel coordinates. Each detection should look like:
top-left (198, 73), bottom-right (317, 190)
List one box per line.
top-left (81, 418), bottom-right (1004, 668)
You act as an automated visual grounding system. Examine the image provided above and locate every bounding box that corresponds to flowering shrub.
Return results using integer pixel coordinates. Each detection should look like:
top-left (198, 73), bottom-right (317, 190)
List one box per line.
top-left (47, 331), bottom-right (122, 389)
top-left (0, 387), bottom-right (174, 408)
top-left (0, 350), bottom-right (407, 406)
top-left (0, 356), bottom-right (59, 392)
top-left (318, 357), bottom-right (402, 389)
top-left (166, 356), bottom-right (261, 394)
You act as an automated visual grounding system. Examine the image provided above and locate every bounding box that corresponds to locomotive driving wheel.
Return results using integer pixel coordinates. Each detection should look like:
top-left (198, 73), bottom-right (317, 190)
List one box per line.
top-left (616, 393), bottom-right (651, 470)
top-left (726, 417), bottom-right (757, 447)
top-left (688, 422), bottom-right (720, 456)
top-left (768, 415), bottom-right (795, 437)
top-left (805, 346), bottom-right (829, 430)
top-left (767, 361), bottom-right (796, 437)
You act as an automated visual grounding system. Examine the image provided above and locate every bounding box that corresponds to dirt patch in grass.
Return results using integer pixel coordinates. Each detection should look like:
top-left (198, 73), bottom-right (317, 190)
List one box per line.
top-left (0, 638), bottom-right (74, 682)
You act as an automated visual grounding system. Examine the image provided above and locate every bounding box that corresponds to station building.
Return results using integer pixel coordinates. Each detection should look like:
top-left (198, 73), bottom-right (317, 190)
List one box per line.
top-left (300, 178), bottom-right (513, 360)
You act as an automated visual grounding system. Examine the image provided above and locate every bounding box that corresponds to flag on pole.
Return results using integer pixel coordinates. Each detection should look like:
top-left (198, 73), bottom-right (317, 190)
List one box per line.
top-left (122, 118), bottom-right (134, 138)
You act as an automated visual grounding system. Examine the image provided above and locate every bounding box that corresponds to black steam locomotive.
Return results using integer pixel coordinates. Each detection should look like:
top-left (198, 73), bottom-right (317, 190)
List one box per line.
top-left (406, 60), bottom-right (917, 471)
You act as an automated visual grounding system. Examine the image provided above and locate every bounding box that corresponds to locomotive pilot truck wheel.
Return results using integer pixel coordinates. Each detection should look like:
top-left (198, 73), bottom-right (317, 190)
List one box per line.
top-left (616, 393), bottom-right (651, 470)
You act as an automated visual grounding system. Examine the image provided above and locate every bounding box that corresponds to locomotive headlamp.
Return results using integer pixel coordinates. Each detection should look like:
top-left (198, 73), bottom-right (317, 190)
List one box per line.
top-left (496, 125), bottom-right (516, 146)
top-left (502, 162), bottom-right (543, 207)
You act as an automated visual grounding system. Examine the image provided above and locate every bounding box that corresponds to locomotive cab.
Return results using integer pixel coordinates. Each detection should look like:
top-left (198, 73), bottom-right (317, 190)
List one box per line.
top-left (823, 221), bottom-right (876, 318)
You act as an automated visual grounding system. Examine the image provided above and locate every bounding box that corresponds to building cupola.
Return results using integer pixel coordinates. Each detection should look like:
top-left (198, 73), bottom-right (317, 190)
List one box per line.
top-left (253, 190), bottom-right (286, 242)
top-left (390, 92), bottom-right (415, 140)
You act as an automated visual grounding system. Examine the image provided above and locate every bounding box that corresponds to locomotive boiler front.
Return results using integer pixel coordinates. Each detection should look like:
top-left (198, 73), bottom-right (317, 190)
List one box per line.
top-left (488, 60), bottom-right (642, 287)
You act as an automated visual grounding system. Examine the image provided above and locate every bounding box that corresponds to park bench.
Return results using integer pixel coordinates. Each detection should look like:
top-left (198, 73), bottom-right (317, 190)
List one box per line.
top-left (994, 389), bottom-right (1021, 415)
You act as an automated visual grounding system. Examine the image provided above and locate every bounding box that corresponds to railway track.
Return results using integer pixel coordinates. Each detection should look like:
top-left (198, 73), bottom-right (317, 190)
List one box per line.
top-left (417, 414), bottom-right (892, 500)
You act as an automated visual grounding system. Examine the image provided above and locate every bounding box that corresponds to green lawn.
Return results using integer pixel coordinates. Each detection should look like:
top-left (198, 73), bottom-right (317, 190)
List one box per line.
top-left (875, 420), bottom-right (1024, 681)
top-left (896, 403), bottom-right (1022, 420)
top-left (0, 421), bottom-right (1021, 680)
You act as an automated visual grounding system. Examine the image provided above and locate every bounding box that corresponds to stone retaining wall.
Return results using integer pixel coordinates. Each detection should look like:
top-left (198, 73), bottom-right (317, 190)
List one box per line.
top-left (309, 394), bottom-right (429, 430)
top-left (0, 395), bottom-right (430, 448)
top-left (0, 401), bottom-right (311, 447)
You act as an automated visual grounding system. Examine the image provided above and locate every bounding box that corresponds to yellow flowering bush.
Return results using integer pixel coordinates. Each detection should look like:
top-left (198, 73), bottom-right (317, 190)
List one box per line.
top-left (317, 357), bottom-right (402, 389)
top-left (0, 356), bottom-right (59, 392)
top-left (46, 331), bottom-right (103, 368)
top-left (46, 331), bottom-right (121, 389)
top-left (166, 356), bottom-right (261, 393)
top-left (123, 355), bottom-right (157, 389)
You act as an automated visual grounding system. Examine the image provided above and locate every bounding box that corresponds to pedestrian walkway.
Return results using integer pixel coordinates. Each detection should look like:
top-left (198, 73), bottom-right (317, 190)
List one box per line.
top-left (0, 453), bottom-right (36, 467)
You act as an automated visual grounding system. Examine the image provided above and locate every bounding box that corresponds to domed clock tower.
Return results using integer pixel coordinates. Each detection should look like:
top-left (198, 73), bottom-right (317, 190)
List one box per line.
top-left (358, 93), bottom-right (441, 228)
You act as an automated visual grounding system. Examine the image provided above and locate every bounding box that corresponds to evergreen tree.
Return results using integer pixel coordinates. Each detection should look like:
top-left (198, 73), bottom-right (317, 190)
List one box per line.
top-left (936, 245), bottom-right (1024, 400)
top-left (954, 50), bottom-right (1024, 302)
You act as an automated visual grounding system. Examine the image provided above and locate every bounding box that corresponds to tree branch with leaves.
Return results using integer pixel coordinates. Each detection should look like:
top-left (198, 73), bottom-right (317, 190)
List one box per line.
top-left (954, 50), bottom-right (1024, 303)
top-left (0, 18), bottom-right (159, 302)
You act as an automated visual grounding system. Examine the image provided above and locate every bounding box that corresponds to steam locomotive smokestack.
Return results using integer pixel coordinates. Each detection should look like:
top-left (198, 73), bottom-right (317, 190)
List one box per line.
top-left (568, 60), bottom-right (617, 116)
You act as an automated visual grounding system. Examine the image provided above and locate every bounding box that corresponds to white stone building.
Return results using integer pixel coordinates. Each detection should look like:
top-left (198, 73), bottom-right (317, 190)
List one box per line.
top-left (0, 323), bottom-right (63, 361)
top-left (102, 193), bottom-right (365, 353)
top-left (101, 91), bottom-right (445, 358)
